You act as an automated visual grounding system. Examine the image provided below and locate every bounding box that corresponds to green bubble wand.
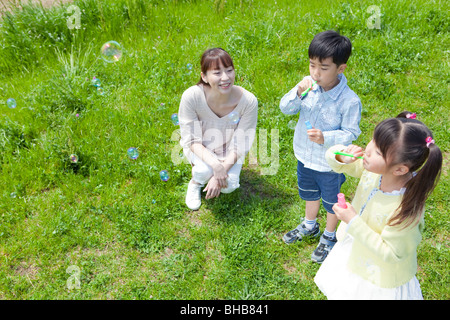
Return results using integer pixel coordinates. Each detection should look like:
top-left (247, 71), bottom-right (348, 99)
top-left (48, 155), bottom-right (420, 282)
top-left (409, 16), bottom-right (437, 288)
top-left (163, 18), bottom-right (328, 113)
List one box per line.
top-left (300, 80), bottom-right (317, 98)
top-left (334, 151), bottom-right (364, 159)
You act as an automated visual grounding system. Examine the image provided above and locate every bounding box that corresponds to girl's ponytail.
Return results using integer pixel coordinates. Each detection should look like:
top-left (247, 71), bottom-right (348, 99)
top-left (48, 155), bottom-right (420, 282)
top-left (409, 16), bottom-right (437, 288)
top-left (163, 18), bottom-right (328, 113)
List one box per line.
top-left (388, 131), bottom-right (443, 228)
top-left (375, 113), bottom-right (443, 228)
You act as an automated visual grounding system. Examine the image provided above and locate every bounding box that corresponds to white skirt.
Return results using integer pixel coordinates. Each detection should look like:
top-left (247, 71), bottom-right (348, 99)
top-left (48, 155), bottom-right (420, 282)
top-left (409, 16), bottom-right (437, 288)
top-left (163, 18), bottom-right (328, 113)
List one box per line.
top-left (314, 236), bottom-right (423, 300)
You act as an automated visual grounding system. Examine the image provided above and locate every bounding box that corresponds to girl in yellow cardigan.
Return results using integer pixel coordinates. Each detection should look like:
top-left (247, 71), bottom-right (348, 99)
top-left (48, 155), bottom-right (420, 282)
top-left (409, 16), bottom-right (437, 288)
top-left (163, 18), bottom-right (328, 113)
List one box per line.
top-left (314, 112), bottom-right (442, 299)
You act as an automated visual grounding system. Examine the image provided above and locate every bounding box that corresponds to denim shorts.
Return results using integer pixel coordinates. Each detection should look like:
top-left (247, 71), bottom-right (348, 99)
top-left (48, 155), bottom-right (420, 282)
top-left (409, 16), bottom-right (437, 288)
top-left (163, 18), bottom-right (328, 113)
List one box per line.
top-left (297, 160), bottom-right (346, 214)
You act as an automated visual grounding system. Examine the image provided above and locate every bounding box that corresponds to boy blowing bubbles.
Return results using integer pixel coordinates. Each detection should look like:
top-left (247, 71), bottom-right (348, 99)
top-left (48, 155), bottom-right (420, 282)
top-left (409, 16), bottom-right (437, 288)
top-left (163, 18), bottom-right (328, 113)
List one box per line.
top-left (280, 30), bottom-right (362, 263)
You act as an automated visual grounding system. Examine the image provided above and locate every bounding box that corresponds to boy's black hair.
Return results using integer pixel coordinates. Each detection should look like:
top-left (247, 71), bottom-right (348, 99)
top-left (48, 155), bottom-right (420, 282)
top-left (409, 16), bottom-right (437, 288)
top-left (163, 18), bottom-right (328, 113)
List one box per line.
top-left (308, 30), bottom-right (352, 66)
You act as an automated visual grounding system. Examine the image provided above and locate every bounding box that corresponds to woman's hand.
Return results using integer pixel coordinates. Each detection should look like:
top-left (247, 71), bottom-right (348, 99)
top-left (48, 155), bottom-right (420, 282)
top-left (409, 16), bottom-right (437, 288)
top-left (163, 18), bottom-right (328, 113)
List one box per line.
top-left (332, 203), bottom-right (357, 224)
top-left (190, 144), bottom-right (229, 188)
top-left (203, 176), bottom-right (222, 199)
top-left (212, 163), bottom-right (228, 188)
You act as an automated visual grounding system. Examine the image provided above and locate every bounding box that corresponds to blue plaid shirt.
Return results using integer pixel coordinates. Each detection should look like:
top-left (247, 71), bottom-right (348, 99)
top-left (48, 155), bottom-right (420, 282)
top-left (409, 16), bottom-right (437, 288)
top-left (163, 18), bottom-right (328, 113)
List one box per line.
top-left (280, 74), bottom-right (362, 172)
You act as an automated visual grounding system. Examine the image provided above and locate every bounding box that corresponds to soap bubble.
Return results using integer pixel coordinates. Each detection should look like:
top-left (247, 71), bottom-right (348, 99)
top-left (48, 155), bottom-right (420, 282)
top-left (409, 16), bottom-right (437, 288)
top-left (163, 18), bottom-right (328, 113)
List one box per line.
top-left (186, 63), bottom-right (193, 75)
top-left (91, 77), bottom-right (101, 87)
top-left (288, 120), bottom-right (297, 130)
top-left (171, 113), bottom-right (179, 125)
top-left (127, 147), bottom-right (139, 160)
top-left (69, 154), bottom-right (78, 163)
top-left (91, 77), bottom-right (105, 95)
top-left (101, 41), bottom-right (123, 63)
top-left (7, 98), bottom-right (16, 109)
top-left (91, 76), bottom-right (101, 87)
top-left (227, 111), bottom-right (240, 124)
top-left (96, 87), bottom-right (105, 95)
top-left (159, 170), bottom-right (169, 181)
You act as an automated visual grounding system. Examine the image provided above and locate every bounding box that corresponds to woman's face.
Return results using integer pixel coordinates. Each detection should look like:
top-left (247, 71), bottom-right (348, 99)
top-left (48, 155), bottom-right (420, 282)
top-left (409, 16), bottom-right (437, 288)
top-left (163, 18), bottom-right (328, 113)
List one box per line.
top-left (201, 62), bottom-right (235, 94)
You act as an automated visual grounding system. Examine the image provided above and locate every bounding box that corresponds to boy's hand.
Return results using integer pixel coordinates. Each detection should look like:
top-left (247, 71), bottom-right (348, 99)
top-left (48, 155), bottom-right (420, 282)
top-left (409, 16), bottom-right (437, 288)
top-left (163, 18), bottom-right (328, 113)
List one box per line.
top-left (307, 128), bottom-right (324, 144)
top-left (297, 78), bottom-right (314, 97)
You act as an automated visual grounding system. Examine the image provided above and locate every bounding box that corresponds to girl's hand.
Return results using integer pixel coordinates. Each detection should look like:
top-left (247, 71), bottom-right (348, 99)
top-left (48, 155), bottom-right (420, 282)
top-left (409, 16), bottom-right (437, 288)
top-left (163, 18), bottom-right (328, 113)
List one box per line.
top-left (336, 144), bottom-right (364, 163)
top-left (307, 128), bottom-right (324, 144)
top-left (297, 78), bottom-right (314, 97)
top-left (332, 203), bottom-right (357, 224)
top-left (203, 177), bottom-right (222, 199)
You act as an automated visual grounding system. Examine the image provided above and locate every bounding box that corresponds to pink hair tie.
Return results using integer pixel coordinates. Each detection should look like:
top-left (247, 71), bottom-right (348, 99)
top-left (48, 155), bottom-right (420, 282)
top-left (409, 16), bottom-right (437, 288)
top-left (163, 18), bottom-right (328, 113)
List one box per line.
top-left (426, 136), bottom-right (435, 147)
top-left (406, 113), bottom-right (416, 119)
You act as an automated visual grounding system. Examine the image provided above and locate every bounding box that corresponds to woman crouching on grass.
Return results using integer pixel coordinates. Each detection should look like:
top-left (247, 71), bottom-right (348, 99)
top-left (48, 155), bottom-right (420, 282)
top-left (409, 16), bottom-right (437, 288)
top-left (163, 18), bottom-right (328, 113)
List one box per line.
top-left (178, 48), bottom-right (258, 210)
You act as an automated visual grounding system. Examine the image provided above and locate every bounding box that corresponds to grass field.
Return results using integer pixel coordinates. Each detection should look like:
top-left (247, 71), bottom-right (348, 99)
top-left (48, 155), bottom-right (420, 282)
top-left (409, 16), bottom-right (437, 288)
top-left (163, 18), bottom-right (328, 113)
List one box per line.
top-left (0, 0), bottom-right (448, 300)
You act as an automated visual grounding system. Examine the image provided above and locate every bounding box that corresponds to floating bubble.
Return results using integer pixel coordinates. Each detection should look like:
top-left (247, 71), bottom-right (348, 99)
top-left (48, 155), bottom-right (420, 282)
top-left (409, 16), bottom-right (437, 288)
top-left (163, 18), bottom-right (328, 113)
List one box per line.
top-left (288, 120), bottom-right (297, 130)
top-left (7, 98), bottom-right (16, 109)
top-left (127, 147), bottom-right (139, 160)
top-left (186, 63), bottom-right (193, 70)
top-left (227, 111), bottom-right (240, 124)
top-left (159, 170), bottom-right (169, 181)
top-left (171, 113), bottom-right (179, 125)
top-left (91, 76), bottom-right (101, 87)
top-left (101, 41), bottom-right (123, 63)
top-left (96, 87), bottom-right (105, 95)
top-left (69, 154), bottom-right (78, 163)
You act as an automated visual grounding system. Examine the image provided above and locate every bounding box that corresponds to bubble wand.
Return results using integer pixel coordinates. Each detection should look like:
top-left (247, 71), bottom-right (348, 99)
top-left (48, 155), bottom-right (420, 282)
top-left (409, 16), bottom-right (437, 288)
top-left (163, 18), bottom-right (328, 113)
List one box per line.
top-left (337, 193), bottom-right (347, 209)
top-left (300, 80), bottom-right (317, 98)
top-left (334, 151), bottom-right (364, 159)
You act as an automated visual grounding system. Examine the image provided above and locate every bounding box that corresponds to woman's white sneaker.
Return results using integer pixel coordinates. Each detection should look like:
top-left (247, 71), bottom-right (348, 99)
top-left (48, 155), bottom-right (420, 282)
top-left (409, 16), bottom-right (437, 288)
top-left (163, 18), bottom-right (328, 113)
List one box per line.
top-left (185, 181), bottom-right (202, 210)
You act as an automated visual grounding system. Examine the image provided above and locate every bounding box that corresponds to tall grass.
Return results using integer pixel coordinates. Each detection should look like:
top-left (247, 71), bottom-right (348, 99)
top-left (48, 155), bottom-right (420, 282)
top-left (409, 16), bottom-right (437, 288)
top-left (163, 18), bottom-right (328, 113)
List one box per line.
top-left (0, 0), bottom-right (448, 300)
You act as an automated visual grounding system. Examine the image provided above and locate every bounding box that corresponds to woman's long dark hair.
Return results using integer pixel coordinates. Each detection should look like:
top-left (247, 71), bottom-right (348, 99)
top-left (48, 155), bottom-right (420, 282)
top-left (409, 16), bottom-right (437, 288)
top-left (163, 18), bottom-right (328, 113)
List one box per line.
top-left (196, 48), bottom-right (234, 86)
top-left (373, 112), bottom-right (442, 228)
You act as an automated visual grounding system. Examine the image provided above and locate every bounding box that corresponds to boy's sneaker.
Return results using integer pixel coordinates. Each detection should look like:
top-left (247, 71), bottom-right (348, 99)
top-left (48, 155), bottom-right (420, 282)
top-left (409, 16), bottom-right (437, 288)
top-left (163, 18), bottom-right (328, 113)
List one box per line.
top-left (185, 180), bottom-right (203, 210)
top-left (311, 233), bottom-right (337, 263)
top-left (282, 219), bottom-right (320, 244)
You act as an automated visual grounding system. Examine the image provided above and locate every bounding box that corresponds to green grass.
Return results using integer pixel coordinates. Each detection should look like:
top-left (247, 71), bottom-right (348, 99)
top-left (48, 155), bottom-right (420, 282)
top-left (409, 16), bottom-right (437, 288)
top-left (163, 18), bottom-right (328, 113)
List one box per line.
top-left (0, 0), bottom-right (448, 300)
